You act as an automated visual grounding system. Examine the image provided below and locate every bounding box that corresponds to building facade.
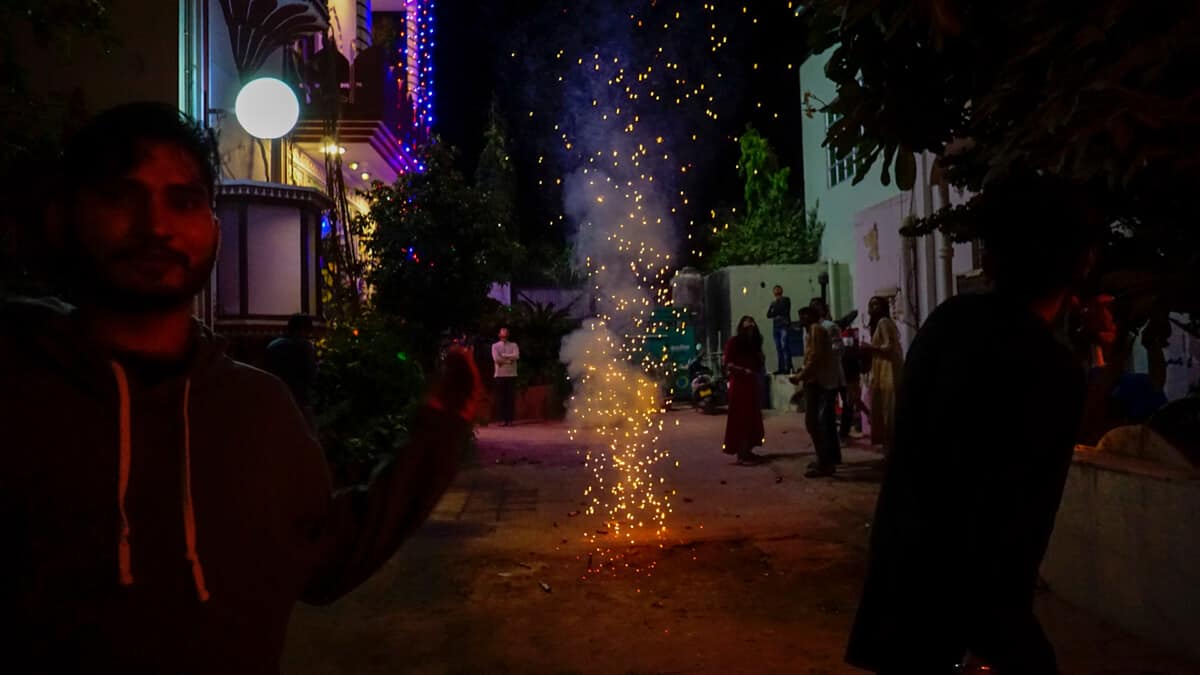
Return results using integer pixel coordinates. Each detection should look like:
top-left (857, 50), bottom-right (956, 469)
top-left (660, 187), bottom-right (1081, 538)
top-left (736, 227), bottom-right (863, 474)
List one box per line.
top-left (799, 47), bottom-right (1198, 401)
top-left (20, 0), bottom-right (436, 342)
top-left (799, 48), bottom-right (979, 347)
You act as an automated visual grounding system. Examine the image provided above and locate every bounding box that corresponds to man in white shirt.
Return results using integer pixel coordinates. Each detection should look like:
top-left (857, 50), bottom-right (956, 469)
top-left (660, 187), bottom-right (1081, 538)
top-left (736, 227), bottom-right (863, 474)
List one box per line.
top-left (491, 326), bottom-right (520, 426)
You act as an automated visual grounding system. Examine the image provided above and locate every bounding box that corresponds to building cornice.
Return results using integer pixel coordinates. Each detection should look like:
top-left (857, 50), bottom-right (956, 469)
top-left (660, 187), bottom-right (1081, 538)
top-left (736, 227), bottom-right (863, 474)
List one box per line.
top-left (216, 180), bottom-right (333, 211)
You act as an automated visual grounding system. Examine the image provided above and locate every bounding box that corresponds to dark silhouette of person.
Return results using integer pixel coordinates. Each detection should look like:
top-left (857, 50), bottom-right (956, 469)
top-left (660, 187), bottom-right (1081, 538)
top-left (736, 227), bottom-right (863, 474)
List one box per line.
top-left (723, 315), bottom-right (766, 464)
top-left (0, 102), bottom-right (480, 673)
top-left (264, 313), bottom-right (319, 424)
top-left (846, 174), bottom-right (1103, 674)
top-left (839, 324), bottom-right (866, 441)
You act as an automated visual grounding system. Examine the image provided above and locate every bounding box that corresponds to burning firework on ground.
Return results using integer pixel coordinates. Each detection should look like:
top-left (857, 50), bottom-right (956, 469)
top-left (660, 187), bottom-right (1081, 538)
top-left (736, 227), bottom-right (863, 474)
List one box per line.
top-left (564, 321), bottom-right (675, 554)
top-left (511, 1), bottom-right (793, 571)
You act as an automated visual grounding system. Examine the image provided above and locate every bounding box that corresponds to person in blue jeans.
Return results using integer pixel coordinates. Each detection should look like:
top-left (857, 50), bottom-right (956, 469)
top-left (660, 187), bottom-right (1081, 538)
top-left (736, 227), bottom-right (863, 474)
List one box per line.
top-left (766, 285), bottom-right (792, 374)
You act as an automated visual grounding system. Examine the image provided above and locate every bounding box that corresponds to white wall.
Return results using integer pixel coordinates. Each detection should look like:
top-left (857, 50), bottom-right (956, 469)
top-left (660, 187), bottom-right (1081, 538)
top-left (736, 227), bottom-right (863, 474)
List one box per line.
top-left (216, 204), bottom-right (242, 315)
top-left (705, 263), bottom-right (851, 371)
top-left (246, 204), bottom-right (304, 315)
top-left (799, 50), bottom-right (901, 281)
top-left (1044, 452), bottom-right (1200, 659)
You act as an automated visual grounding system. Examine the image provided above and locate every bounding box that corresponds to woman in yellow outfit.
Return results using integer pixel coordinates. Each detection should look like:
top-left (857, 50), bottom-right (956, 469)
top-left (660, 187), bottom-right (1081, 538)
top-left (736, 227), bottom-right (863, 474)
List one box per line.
top-left (864, 296), bottom-right (904, 453)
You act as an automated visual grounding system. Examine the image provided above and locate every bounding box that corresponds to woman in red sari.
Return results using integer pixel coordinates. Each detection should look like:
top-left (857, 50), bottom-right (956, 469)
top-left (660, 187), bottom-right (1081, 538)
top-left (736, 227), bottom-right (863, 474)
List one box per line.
top-left (723, 315), bottom-right (766, 464)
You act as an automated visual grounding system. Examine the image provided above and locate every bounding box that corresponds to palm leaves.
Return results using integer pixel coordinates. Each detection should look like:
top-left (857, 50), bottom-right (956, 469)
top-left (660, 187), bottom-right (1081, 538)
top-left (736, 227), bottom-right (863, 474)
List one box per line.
top-left (218, 0), bottom-right (326, 79)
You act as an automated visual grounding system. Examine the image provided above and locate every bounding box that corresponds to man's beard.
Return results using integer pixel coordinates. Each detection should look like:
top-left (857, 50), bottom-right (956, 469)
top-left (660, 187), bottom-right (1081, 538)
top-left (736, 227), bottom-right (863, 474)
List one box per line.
top-left (68, 244), bottom-right (216, 313)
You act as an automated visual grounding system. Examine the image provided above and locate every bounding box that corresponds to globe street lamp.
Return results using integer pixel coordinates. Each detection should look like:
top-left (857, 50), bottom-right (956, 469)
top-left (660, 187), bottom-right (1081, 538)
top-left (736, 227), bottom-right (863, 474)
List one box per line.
top-left (234, 77), bottom-right (298, 140)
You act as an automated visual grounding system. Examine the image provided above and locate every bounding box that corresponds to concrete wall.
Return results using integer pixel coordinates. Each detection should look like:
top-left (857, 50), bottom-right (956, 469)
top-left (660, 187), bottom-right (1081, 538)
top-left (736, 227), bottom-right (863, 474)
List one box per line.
top-left (703, 263), bottom-right (850, 373)
top-left (1043, 451), bottom-right (1200, 659)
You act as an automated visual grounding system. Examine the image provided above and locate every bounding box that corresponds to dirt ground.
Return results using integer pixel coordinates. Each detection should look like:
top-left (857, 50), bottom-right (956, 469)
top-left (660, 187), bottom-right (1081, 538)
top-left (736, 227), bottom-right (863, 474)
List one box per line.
top-left (283, 410), bottom-right (1199, 675)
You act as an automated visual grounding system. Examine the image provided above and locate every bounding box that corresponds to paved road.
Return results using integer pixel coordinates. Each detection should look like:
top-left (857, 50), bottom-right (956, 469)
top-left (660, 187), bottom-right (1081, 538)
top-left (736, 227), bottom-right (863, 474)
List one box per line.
top-left (284, 409), bottom-right (1198, 675)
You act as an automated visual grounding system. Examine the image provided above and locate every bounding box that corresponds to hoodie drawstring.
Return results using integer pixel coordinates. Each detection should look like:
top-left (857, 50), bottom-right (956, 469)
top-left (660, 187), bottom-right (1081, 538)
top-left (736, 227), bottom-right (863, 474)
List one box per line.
top-left (109, 363), bottom-right (210, 603)
top-left (181, 377), bottom-right (210, 602)
top-left (110, 362), bottom-right (134, 587)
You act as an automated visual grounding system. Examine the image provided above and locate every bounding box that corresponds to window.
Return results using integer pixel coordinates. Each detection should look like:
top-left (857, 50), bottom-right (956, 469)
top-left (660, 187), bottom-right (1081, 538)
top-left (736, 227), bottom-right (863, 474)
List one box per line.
top-left (825, 111), bottom-right (855, 187)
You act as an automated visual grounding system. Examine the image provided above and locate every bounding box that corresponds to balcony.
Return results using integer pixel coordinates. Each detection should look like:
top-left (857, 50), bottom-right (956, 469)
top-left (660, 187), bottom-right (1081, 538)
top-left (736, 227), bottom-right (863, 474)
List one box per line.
top-left (291, 38), bottom-right (426, 191)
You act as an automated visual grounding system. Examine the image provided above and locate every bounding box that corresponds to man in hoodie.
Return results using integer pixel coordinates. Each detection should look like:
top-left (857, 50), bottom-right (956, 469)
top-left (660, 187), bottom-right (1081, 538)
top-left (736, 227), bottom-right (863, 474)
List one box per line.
top-left (0, 102), bottom-right (478, 674)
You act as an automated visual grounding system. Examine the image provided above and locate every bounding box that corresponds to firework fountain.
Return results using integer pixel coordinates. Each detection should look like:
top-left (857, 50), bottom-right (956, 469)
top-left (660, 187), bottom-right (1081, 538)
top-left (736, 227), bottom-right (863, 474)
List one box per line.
top-left (512, 1), bottom-right (778, 571)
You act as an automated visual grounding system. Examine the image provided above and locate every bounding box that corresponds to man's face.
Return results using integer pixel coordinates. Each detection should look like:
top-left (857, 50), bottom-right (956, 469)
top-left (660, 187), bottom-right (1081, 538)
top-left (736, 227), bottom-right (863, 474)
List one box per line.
top-left (499, 328), bottom-right (509, 341)
top-left (66, 141), bottom-right (218, 312)
top-left (773, 286), bottom-right (782, 298)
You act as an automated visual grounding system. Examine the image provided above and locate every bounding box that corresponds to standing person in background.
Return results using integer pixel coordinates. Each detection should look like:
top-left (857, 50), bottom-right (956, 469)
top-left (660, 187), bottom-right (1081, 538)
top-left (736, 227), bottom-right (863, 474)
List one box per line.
top-left (264, 313), bottom-right (319, 427)
top-left (767, 285), bottom-right (793, 374)
top-left (863, 297), bottom-right (904, 455)
top-left (491, 326), bottom-right (520, 426)
top-left (811, 297), bottom-right (848, 377)
top-left (723, 315), bottom-right (767, 464)
top-left (840, 325), bottom-right (865, 441)
top-left (794, 305), bottom-right (843, 477)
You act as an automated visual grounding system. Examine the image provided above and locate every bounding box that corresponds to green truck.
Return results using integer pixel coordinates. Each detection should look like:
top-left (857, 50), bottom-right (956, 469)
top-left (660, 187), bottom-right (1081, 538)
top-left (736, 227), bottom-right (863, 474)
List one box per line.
top-left (636, 306), bottom-right (702, 401)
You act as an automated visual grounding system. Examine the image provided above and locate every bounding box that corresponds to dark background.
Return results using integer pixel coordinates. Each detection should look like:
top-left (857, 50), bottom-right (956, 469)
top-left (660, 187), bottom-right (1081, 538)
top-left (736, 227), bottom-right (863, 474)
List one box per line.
top-left (434, 1), bottom-right (810, 272)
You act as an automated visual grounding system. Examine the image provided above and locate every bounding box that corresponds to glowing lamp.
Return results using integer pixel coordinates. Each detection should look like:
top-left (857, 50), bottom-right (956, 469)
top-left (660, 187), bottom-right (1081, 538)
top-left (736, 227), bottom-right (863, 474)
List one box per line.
top-left (234, 77), bottom-right (299, 139)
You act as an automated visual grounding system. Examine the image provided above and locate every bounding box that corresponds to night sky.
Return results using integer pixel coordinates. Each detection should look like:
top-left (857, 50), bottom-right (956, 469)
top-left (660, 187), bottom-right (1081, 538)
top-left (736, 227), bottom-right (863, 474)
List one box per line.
top-left (436, 1), bottom-right (809, 270)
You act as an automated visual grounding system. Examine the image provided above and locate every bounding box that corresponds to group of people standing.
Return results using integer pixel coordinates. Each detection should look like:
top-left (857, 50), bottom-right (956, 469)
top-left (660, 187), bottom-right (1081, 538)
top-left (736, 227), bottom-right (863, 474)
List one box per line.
top-left (3, 99), bottom-right (1111, 674)
top-left (722, 285), bottom-right (904, 475)
top-left (720, 172), bottom-right (1105, 674)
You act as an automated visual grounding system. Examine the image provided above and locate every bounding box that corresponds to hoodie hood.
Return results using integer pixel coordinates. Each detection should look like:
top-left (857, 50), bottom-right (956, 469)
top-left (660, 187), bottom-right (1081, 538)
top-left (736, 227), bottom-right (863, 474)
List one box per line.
top-left (0, 295), bottom-right (230, 388)
top-left (2, 295), bottom-right (223, 602)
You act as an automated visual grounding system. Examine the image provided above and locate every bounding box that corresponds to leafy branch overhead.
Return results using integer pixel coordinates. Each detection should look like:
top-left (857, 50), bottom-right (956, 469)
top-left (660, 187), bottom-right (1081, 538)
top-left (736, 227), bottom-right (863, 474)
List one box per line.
top-left (708, 126), bottom-right (825, 269)
top-left (801, 0), bottom-right (1200, 320)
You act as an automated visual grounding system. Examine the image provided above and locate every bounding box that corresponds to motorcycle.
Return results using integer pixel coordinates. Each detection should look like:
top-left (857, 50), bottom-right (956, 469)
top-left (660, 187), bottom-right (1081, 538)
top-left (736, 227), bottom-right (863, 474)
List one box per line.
top-left (688, 351), bottom-right (725, 414)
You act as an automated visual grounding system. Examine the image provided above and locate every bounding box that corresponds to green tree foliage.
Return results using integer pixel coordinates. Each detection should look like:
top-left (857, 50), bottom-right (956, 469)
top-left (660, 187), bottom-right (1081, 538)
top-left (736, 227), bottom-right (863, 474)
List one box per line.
top-left (353, 140), bottom-right (522, 364)
top-left (474, 99), bottom-right (518, 225)
top-left (315, 313), bottom-right (425, 482)
top-left (318, 139), bottom-right (522, 472)
top-left (800, 0), bottom-right (1200, 326)
top-left (708, 126), bottom-right (824, 269)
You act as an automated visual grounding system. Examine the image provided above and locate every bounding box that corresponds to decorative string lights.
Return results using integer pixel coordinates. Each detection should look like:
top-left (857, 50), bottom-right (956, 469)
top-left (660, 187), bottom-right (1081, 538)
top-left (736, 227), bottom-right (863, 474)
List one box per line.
top-left (412, 0), bottom-right (435, 130)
